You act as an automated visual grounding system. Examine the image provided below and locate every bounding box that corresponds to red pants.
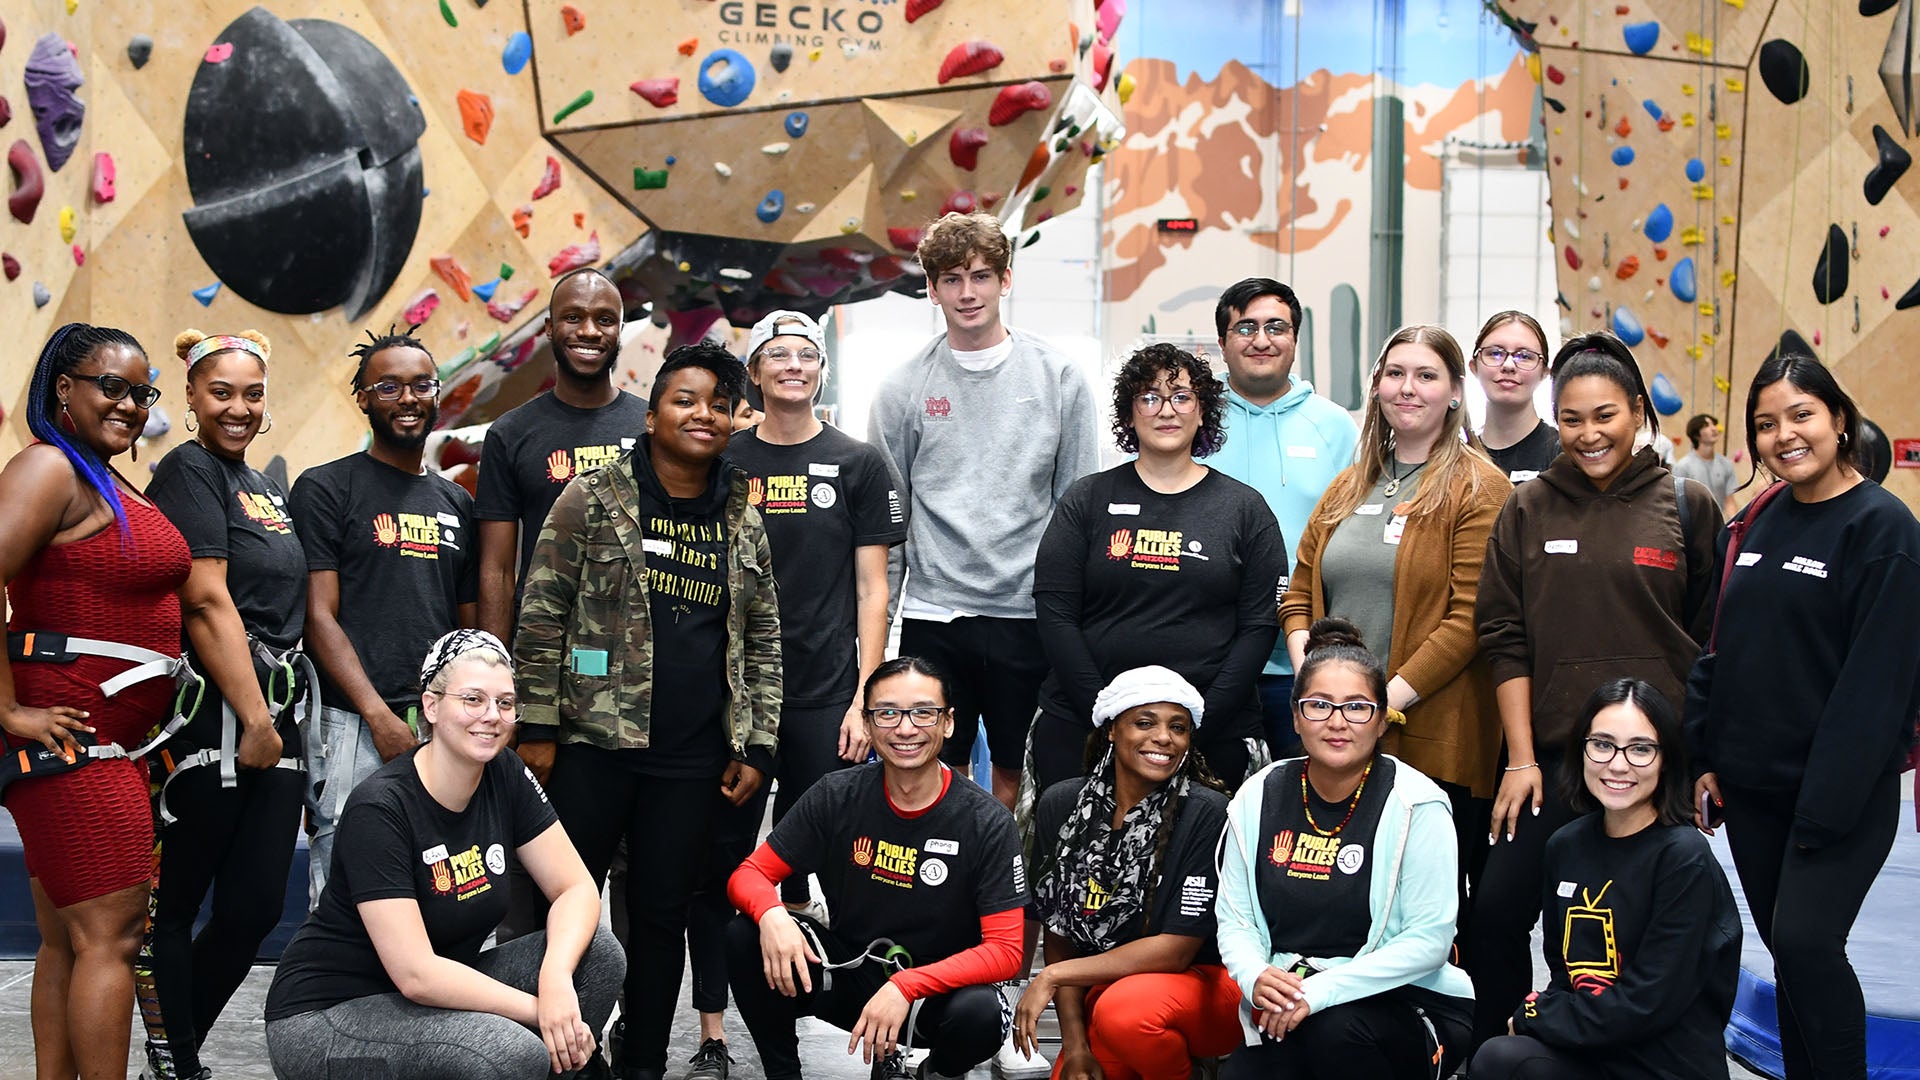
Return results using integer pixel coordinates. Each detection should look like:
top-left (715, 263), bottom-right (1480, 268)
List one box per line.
top-left (1059, 964), bottom-right (1244, 1080)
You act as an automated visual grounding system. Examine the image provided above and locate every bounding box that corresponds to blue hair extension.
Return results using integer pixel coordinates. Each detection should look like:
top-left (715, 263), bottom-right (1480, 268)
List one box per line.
top-left (26, 322), bottom-right (148, 537)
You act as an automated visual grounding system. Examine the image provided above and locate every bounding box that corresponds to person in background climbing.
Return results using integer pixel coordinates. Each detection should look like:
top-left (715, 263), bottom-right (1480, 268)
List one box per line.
top-left (724, 657), bottom-right (1027, 1080)
top-left (686, 311), bottom-right (906, 1080)
top-left (142, 329), bottom-right (311, 1080)
top-left (1469, 310), bottom-right (1559, 483)
top-left (1014, 666), bottom-right (1239, 1080)
top-left (264, 631), bottom-right (624, 1080)
top-left (515, 342), bottom-right (781, 1080)
top-left (1281, 323), bottom-right (1510, 949)
top-left (1031, 341), bottom-right (1286, 792)
top-left (1686, 351), bottom-right (1920, 1080)
top-left (0, 324), bottom-right (189, 1080)
top-left (1467, 331), bottom-right (1721, 1057)
top-left (290, 326), bottom-right (480, 905)
top-left (1671, 413), bottom-right (1738, 518)
top-left (1471, 678), bottom-right (1740, 1080)
top-left (1214, 620), bottom-right (1474, 1080)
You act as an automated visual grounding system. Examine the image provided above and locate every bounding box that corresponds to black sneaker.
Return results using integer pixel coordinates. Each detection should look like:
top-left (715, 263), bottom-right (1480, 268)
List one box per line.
top-left (684, 1038), bottom-right (732, 1080)
top-left (870, 1050), bottom-right (914, 1080)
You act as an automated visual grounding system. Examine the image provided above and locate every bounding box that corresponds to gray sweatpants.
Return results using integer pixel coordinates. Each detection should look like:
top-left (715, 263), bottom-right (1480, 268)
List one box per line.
top-left (265, 926), bottom-right (625, 1079)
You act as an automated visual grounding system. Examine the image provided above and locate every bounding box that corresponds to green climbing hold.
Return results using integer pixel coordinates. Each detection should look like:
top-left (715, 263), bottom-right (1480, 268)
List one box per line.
top-left (634, 166), bottom-right (669, 190)
top-left (437, 346), bottom-right (477, 381)
top-left (439, 0), bottom-right (457, 27)
top-left (1022, 230), bottom-right (1042, 248)
top-left (499, 263), bottom-right (515, 280)
top-left (553, 89), bottom-right (594, 124)
top-left (477, 332), bottom-right (502, 356)
top-left (1034, 185), bottom-right (1051, 200)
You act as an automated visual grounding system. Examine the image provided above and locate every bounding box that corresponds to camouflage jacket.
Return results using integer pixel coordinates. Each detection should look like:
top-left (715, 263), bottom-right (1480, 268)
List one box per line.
top-left (514, 450), bottom-right (781, 765)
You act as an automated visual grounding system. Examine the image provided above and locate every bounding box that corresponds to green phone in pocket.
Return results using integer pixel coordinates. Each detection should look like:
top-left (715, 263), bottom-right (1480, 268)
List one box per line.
top-left (570, 647), bottom-right (610, 677)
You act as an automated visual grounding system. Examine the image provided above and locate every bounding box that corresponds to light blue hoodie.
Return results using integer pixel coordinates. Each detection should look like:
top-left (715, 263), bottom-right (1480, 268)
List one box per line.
top-left (1210, 378), bottom-right (1359, 674)
top-left (1215, 755), bottom-right (1473, 1025)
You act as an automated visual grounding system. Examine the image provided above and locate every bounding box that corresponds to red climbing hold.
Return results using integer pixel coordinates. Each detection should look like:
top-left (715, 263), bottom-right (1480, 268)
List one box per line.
top-left (1, 253), bottom-right (16, 280)
top-left (1614, 254), bottom-right (1640, 279)
top-left (0, 97), bottom-right (12, 128)
top-left (531, 156), bottom-right (562, 200)
top-left (91, 152), bottom-right (114, 204)
top-left (431, 254), bottom-right (474, 302)
top-left (403, 288), bottom-right (441, 326)
top-left (949, 127), bottom-right (988, 170)
top-left (561, 4), bottom-right (585, 35)
top-left (1656, 115), bottom-right (1675, 131)
top-left (980, 191), bottom-right (1003, 209)
top-left (905, 0), bottom-right (944, 22)
top-left (938, 41), bottom-right (1005, 84)
top-left (7, 139), bottom-right (43, 224)
top-left (1653, 246), bottom-right (1668, 260)
top-left (573, 211), bottom-right (585, 229)
top-left (1090, 42), bottom-right (1114, 91)
top-left (1647, 328), bottom-right (1670, 348)
top-left (1563, 245), bottom-right (1581, 270)
top-left (1613, 115), bottom-right (1631, 138)
top-left (630, 78), bottom-right (679, 108)
top-left (887, 227), bottom-right (924, 252)
top-left (1546, 64), bottom-right (1565, 84)
top-left (70, 244), bottom-right (82, 267)
top-left (487, 286), bottom-right (539, 322)
top-left (677, 36), bottom-right (698, 56)
top-left (512, 204), bottom-right (533, 238)
top-left (1050, 58), bottom-right (1067, 73)
top-left (1618, 177), bottom-right (1629, 189)
top-left (990, 82), bottom-right (1052, 126)
top-left (457, 89), bottom-right (494, 145)
top-left (869, 256), bottom-right (908, 282)
top-left (941, 190), bottom-right (978, 216)
top-left (548, 231), bottom-right (601, 277)
top-left (205, 42), bottom-right (234, 64)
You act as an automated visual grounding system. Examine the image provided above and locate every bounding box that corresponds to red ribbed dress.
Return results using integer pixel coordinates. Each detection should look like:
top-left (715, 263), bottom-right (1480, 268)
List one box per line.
top-left (4, 497), bottom-right (189, 907)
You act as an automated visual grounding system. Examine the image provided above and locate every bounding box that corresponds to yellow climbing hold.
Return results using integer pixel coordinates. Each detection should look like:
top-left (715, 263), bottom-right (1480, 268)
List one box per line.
top-left (1685, 33), bottom-right (1712, 57)
top-left (1692, 183), bottom-right (1714, 200)
top-left (1723, 0), bottom-right (1743, 9)
top-left (1686, 346), bottom-right (1702, 359)
top-left (65, 0), bottom-right (76, 13)
top-left (1725, 77), bottom-right (1745, 93)
top-left (839, 217), bottom-right (860, 234)
top-left (1698, 302), bottom-right (1717, 317)
top-left (1526, 53), bottom-right (1541, 83)
top-left (58, 206), bottom-right (75, 244)
top-left (1701, 332), bottom-right (1716, 346)
top-left (1720, 270), bottom-right (1738, 287)
top-left (1721, 214), bottom-right (1735, 225)
top-left (809, 48), bottom-right (822, 61)
top-left (1681, 84), bottom-right (1695, 96)
top-left (1713, 376), bottom-right (1731, 394)
top-left (1681, 113), bottom-right (1696, 127)
top-left (1719, 155), bottom-right (1733, 166)
top-left (1715, 123), bottom-right (1731, 139)
top-left (900, 190), bottom-right (918, 201)
top-left (677, 261), bottom-right (691, 272)
top-left (1117, 72), bottom-right (1135, 105)
top-left (1680, 226), bottom-right (1706, 246)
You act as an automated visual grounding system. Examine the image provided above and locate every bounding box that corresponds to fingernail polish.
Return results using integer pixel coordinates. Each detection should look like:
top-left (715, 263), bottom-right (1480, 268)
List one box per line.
top-left (1531, 806), bottom-right (1540, 816)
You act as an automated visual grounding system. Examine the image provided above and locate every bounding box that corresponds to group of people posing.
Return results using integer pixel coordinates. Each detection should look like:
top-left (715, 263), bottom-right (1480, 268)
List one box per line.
top-left (0, 209), bottom-right (1914, 1080)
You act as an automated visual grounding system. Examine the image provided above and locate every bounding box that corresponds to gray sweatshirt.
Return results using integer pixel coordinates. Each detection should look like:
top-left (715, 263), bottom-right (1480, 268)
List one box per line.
top-left (867, 329), bottom-right (1100, 619)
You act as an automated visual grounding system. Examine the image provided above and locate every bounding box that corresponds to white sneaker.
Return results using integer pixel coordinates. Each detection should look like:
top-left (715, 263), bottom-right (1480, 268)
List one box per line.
top-left (992, 1033), bottom-right (1050, 1080)
top-left (783, 897), bottom-right (830, 927)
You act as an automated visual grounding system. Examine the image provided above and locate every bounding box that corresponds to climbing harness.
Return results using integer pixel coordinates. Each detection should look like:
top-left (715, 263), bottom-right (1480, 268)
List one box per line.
top-left (153, 639), bottom-right (313, 826)
top-left (0, 631), bottom-right (203, 797)
top-left (794, 919), bottom-right (928, 1053)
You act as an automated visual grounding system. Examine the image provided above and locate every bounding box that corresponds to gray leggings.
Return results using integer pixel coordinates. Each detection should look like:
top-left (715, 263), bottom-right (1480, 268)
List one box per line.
top-left (266, 926), bottom-right (625, 1080)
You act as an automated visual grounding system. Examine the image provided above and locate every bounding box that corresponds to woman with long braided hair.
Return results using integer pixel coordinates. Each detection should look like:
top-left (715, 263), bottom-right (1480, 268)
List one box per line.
top-left (0, 323), bottom-right (190, 1079)
top-left (1014, 666), bottom-right (1239, 1080)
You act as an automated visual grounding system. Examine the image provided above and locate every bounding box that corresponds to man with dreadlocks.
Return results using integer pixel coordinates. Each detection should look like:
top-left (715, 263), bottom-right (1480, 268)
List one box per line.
top-left (1014, 666), bottom-right (1240, 1080)
top-left (290, 326), bottom-right (479, 903)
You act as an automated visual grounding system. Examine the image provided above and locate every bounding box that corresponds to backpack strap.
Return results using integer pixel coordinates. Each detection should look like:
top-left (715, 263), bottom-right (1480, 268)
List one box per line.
top-left (1673, 473), bottom-right (1691, 539)
top-left (1709, 480), bottom-right (1790, 650)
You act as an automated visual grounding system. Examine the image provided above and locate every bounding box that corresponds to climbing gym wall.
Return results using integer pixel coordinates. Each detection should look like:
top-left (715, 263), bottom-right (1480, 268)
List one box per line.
top-left (1504, 0), bottom-right (1920, 506)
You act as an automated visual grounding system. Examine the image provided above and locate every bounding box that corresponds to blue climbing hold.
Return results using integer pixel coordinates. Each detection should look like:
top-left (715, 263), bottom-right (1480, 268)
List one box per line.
top-left (698, 49), bottom-right (756, 108)
top-left (1612, 146), bottom-right (1635, 166)
top-left (192, 282), bottom-right (221, 306)
top-left (473, 278), bottom-right (501, 302)
top-left (503, 33), bottom-right (532, 75)
top-left (1611, 305), bottom-right (1646, 346)
top-left (1670, 256), bottom-right (1698, 303)
top-left (1685, 158), bottom-right (1705, 182)
top-left (1623, 21), bottom-right (1659, 55)
top-left (785, 111), bottom-right (809, 138)
top-left (1644, 203), bottom-right (1674, 243)
top-left (1643, 99), bottom-right (1663, 120)
top-left (756, 189), bottom-right (785, 223)
top-left (1649, 372), bottom-right (1683, 415)
top-left (665, 155), bottom-right (677, 166)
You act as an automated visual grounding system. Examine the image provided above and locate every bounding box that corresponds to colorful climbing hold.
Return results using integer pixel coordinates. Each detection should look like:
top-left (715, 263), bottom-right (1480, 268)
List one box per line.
top-left (438, 0), bottom-right (457, 27)
top-left (1622, 21), bottom-right (1658, 55)
top-left (560, 4), bottom-right (585, 35)
top-left (7, 140), bottom-right (42, 223)
top-left (25, 34), bottom-right (84, 172)
top-left (698, 49), bottom-right (756, 108)
top-left (486, 286), bottom-right (538, 323)
top-left (31, 280), bottom-right (48, 307)
top-left (552, 89), bottom-right (594, 124)
top-left (90, 151), bottom-right (112, 203)
top-left (204, 42), bottom-right (233, 63)
top-left (70, 243), bottom-right (82, 266)
top-left (1644, 203), bottom-right (1674, 242)
top-left (57, 204), bottom-right (73, 243)
top-left (1033, 185), bottom-right (1051, 201)
top-left (502, 32), bottom-right (532, 75)
top-left (499, 263), bottom-right (515, 280)
top-left (1610, 305), bottom-right (1645, 345)
top-left (989, 82), bottom-right (1052, 126)
top-left (532, 156), bottom-right (562, 199)
top-left (1614, 254), bottom-right (1640, 279)
top-left (770, 43), bottom-right (792, 72)
top-left (456, 89), bottom-right (494, 144)
top-left (1095, 0), bottom-right (1125, 43)
top-left (1117, 72), bottom-right (1135, 104)
top-left (950, 127), bottom-right (988, 171)
top-left (942, 190), bottom-right (978, 215)
top-left (785, 111), bottom-right (809, 138)
top-left (1649, 373), bottom-right (1682, 415)
top-left (1613, 115), bottom-right (1631, 138)
top-left (1685, 158), bottom-right (1705, 182)
top-left (938, 40), bottom-right (1005, 84)
top-left (403, 288), bottom-right (440, 326)
top-left (512, 204), bottom-right (532, 237)
top-left (1564, 245), bottom-right (1582, 270)
top-left (472, 278), bottom-right (500, 302)
top-left (905, 0), bottom-right (945, 21)
top-left (1611, 146), bottom-right (1635, 166)
top-left (1, 254), bottom-right (16, 280)
top-left (548, 231), bottom-right (601, 276)
top-left (756, 190), bottom-right (785, 223)
top-left (431, 254), bottom-right (474, 302)
top-left (630, 78), bottom-right (679, 109)
top-left (887, 227), bottom-right (923, 251)
top-left (192, 282), bottom-right (220, 306)
top-left (633, 166), bottom-right (668, 189)
top-left (1670, 256), bottom-right (1698, 302)
top-left (127, 34), bottom-right (152, 69)
top-left (678, 37), bottom-right (699, 56)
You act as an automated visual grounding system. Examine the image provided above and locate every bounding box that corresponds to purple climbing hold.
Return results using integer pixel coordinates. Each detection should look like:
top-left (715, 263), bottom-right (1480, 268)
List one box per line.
top-left (1685, 158), bottom-right (1705, 182)
top-left (1611, 146), bottom-right (1635, 166)
top-left (1622, 21), bottom-right (1659, 56)
top-left (25, 33), bottom-right (85, 172)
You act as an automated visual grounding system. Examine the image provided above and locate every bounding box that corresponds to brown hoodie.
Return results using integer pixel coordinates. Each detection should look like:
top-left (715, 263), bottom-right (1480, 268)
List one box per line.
top-left (1475, 447), bottom-right (1720, 754)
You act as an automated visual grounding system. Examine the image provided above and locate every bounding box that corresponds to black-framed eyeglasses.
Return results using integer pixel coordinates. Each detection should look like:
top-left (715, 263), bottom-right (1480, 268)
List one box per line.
top-left (1474, 345), bottom-right (1545, 371)
top-left (1228, 319), bottom-right (1294, 340)
top-left (76, 374), bottom-right (162, 408)
top-left (1583, 736), bottom-right (1660, 767)
top-left (863, 706), bottom-right (948, 728)
top-left (1134, 390), bottom-right (1199, 414)
top-left (759, 347), bottom-right (823, 365)
top-left (434, 690), bottom-right (518, 721)
top-left (1297, 698), bottom-right (1379, 724)
top-left (362, 378), bottom-right (442, 401)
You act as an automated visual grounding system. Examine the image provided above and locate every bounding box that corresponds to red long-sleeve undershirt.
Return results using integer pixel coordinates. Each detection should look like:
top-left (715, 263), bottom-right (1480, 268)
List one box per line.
top-left (728, 843), bottom-right (1025, 1001)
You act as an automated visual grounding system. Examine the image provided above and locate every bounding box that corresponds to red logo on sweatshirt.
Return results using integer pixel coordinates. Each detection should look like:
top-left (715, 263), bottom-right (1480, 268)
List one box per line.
top-left (925, 396), bottom-right (952, 419)
top-left (1632, 546), bottom-right (1679, 571)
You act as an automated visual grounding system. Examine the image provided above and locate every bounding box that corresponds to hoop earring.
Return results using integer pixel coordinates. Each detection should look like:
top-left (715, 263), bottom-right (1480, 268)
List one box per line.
top-left (1448, 398), bottom-right (1460, 410)
top-left (184, 408), bottom-right (199, 433)
top-left (260, 411), bottom-right (274, 434)
top-left (1839, 431), bottom-right (1850, 446)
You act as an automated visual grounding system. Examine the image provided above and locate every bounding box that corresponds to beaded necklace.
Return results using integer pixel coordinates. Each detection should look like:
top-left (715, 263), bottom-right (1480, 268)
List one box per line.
top-left (1301, 758), bottom-right (1374, 837)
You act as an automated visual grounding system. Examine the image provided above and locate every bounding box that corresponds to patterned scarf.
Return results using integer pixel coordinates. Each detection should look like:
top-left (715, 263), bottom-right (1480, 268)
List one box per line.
top-left (1034, 748), bottom-right (1187, 954)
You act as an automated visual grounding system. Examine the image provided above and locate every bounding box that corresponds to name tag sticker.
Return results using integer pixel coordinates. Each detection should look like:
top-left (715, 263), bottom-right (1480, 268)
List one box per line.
top-left (1736, 552), bottom-right (1763, 566)
top-left (1383, 515), bottom-right (1407, 545)
top-left (1557, 880), bottom-right (1577, 898)
top-left (1286, 445), bottom-right (1318, 458)
top-left (926, 838), bottom-right (959, 855)
top-left (809, 463), bottom-right (841, 478)
top-left (1509, 470), bottom-right (1540, 483)
top-left (570, 648), bottom-right (610, 677)
top-left (1355, 503), bottom-right (1385, 516)
top-left (1545, 539), bottom-right (1579, 555)
top-left (642, 537), bottom-right (673, 556)
top-left (1107, 503), bottom-right (1141, 516)
top-left (436, 512), bottom-right (460, 526)
top-left (421, 844), bottom-right (449, 865)
top-left (620, 437), bottom-right (636, 450)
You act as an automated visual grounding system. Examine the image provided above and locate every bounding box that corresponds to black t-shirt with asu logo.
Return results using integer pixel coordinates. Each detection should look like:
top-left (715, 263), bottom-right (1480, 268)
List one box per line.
top-left (1255, 756), bottom-right (1393, 959)
top-left (149, 438), bottom-right (307, 650)
top-left (475, 390), bottom-right (647, 594)
top-left (264, 747), bottom-right (558, 1019)
top-left (768, 762), bottom-right (1028, 966)
top-left (289, 452), bottom-right (479, 712)
top-left (725, 424), bottom-right (907, 707)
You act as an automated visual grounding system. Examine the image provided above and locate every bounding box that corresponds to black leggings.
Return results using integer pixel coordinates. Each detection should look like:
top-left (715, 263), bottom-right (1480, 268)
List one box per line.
top-left (1722, 772), bottom-right (1900, 1080)
top-left (1462, 752), bottom-right (1579, 1050)
top-left (1437, 780), bottom-right (1492, 959)
top-left (1219, 995), bottom-right (1470, 1080)
top-left (689, 774), bottom-right (772, 1014)
top-left (546, 744), bottom-right (726, 1075)
top-left (144, 715), bottom-right (305, 1076)
top-left (770, 702), bottom-right (858, 904)
top-left (1468, 1034), bottom-right (1605, 1080)
top-left (724, 913), bottom-right (1005, 1080)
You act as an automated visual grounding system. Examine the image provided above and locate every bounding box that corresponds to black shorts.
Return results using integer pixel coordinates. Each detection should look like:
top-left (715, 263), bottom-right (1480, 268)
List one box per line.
top-left (899, 616), bottom-right (1048, 772)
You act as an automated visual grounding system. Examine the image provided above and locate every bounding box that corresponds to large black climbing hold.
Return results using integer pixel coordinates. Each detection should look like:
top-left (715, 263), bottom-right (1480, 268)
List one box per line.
top-left (1759, 39), bottom-right (1811, 105)
top-left (1812, 224), bottom-right (1849, 304)
top-left (181, 8), bottom-right (426, 322)
top-left (1863, 0), bottom-right (1899, 15)
top-left (1896, 276), bottom-right (1920, 310)
top-left (1866, 125), bottom-right (1912, 204)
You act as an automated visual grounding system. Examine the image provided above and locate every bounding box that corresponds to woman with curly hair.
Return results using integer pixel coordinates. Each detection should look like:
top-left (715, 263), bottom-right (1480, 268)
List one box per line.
top-left (1031, 342), bottom-right (1288, 791)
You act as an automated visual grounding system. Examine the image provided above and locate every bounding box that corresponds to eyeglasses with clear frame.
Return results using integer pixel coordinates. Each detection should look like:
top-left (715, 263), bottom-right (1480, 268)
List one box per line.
top-left (759, 347), bottom-right (822, 365)
top-left (434, 690), bottom-right (519, 722)
top-left (1135, 390), bottom-right (1199, 414)
top-left (1473, 345), bottom-right (1545, 371)
top-left (362, 378), bottom-right (443, 401)
top-left (1228, 319), bottom-right (1295, 340)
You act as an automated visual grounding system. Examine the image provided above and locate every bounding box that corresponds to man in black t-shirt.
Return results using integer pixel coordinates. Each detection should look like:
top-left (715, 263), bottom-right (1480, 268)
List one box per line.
top-left (290, 329), bottom-right (478, 904)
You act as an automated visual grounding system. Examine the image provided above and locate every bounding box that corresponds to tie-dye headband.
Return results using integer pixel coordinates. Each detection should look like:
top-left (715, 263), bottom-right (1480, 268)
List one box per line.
top-left (185, 334), bottom-right (266, 369)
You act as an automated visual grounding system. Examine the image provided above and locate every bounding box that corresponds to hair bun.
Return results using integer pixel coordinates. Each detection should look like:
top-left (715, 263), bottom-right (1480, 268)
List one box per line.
top-left (1304, 617), bottom-right (1368, 655)
top-left (173, 329), bottom-right (207, 362)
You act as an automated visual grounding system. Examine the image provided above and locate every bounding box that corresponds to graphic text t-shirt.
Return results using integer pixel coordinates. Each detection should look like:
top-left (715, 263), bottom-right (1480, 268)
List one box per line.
top-left (636, 489), bottom-right (731, 778)
top-left (1255, 757), bottom-right (1394, 959)
top-left (1483, 420), bottom-right (1561, 482)
top-left (289, 453), bottom-right (479, 711)
top-left (149, 439), bottom-right (306, 650)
